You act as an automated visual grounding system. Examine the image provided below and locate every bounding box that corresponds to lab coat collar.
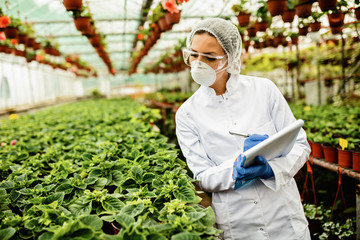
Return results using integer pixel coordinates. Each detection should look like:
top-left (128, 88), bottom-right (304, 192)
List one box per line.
top-left (200, 73), bottom-right (238, 99)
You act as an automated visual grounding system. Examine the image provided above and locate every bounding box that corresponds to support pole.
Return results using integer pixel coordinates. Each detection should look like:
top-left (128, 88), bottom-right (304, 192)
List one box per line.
top-left (296, 43), bottom-right (301, 100)
top-left (341, 34), bottom-right (346, 98)
top-left (356, 184), bottom-right (360, 240)
top-left (316, 42), bottom-right (321, 105)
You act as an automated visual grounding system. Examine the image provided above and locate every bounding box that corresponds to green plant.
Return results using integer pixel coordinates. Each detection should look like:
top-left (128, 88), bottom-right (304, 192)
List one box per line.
top-left (7, 17), bottom-right (22, 28)
top-left (256, 1), bottom-right (272, 23)
top-left (286, 0), bottom-right (296, 10)
top-left (231, 0), bottom-right (249, 14)
top-left (319, 219), bottom-right (355, 239)
top-left (310, 11), bottom-right (325, 22)
top-left (73, 5), bottom-right (92, 18)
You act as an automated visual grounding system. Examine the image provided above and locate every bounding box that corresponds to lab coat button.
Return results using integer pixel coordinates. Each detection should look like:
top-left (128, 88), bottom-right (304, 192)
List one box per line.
top-left (260, 228), bottom-right (264, 231)
top-left (254, 201), bottom-right (258, 204)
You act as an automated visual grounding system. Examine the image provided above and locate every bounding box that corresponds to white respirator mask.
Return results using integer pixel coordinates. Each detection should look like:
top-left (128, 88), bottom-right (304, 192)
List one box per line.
top-left (190, 60), bottom-right (228, 87)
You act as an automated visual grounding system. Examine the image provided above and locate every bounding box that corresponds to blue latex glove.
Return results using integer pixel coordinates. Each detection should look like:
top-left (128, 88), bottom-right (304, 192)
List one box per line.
top-left (233, 134), bottom-right (274, 184)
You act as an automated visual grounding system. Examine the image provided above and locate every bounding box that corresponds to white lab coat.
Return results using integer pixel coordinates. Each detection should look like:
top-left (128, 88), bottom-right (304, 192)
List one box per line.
top-left (175, 74), bottom-right (311, 240)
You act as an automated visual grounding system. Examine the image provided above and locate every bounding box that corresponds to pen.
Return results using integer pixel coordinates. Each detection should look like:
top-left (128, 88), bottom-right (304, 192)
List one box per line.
top-left (229, 131), bottom-right (251, 137)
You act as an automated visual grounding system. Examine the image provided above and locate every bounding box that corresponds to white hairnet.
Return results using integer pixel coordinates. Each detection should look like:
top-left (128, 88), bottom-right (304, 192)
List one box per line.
top-left (186, 18), bottom-right (242, 74)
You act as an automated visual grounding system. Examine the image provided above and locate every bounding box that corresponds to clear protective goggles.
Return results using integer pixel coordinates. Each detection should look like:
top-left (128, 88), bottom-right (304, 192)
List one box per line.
top-left (182, 48), bottom-right (228, 71)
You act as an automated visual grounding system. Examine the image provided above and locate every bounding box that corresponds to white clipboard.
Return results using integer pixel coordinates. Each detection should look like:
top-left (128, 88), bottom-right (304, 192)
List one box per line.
top-left (241, 119), bottom-right (304, 168)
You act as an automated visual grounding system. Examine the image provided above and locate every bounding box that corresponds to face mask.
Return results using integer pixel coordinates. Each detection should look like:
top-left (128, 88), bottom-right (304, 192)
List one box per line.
top-left (190, 60), bottom-right (227, 87)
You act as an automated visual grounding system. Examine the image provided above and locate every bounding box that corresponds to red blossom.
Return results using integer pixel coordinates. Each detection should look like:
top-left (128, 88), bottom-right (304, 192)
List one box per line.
top-left (177, 0), bottom-right (184, 3)
top-left (162, 0), bottom-right (179, 14)
top-left (11, 39), bottom-right (18, 45)
top-left (0, 32), bottom-right (6, 41)
top-left (0, 16), bottom-right (11, 28)
top-left (137, 33), bottom-right (144, 40)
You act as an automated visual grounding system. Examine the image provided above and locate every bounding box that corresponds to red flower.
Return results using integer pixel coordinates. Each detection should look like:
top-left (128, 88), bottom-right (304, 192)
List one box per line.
top-left (177, 0), bottom-right (184, 3)
top-left (11, 39), bottom-right (18, 45)
top-left (137, 33), bottom-right (144, 40)
top-left (0, 16), bottom-right (11, 28)
top-left (161, 0), bottom-right (179, 14)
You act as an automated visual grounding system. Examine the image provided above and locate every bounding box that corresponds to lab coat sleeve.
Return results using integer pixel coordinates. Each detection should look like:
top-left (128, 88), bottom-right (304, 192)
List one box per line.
top-left (175, 108), bottom-right (235, 192)
top-left (261, 80), bottom-right (310, 192)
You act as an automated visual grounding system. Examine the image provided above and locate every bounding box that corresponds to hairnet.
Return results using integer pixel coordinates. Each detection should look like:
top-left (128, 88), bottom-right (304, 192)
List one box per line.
top-left (186, 18), bottom-right (242, 74)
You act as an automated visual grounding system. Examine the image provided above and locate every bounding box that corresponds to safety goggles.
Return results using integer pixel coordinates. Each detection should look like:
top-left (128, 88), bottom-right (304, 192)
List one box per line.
top-left (182, 48), bottom-right (227, 71)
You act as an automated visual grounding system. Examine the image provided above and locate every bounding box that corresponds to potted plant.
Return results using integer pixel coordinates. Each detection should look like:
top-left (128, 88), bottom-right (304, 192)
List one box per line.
top-left (309, 11), bottom-right (324, 32)
top-left (267, 0), bottom-right (287, 17)
top-left (318, 0), bottom-right (337, 12)
top-left (5, 16), bottom-right (22, 39)
top-left (288, 32), bottom-right (299, 45)
top-left (162, 0), bottom-right (182, 26)
top-left (231, 1), bottom-right (251, 27)
top-left (73, 5), bottom-right (92, 33)
top-left (255, 1), bottom-right (272, 32)
top-left (319, 133), bottom-right (338, 163)
top-left (349, 138), bottom-right (360, 172)
top-left (298, 19), bottom-right (309, 36)
top-left (0, 14), bottom-right (11, 30)
top-left (63, 0), bottom-right (83, 11)
top-left (327, 0), bottom-right (348, 28)
top-left (294, 0), bottom-right (313, 18)
top-left (272, 28), bottom-right (285, 46)
top-left (281, 0), bottom-right (296, 23)
top-left (247, 21), bottom-right (257, 37)
top-left (355, 0), bottom-right (360, 20)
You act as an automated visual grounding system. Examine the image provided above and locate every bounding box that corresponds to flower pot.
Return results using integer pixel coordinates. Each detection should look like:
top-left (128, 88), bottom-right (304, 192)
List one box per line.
top-left (352, 151), bottom-right (360, 172)
top-left (309, 22), bottom-right (321, 32)
top-left (330, 26), bottom-right (342, 34)
top-left (322, 145), bottom-right (337, 163)
top-left (356, 8), bottom-right (360, 21)
top-left (27, 37), bottom-right (35, 48)
top-left (237, 13), bottom-right (251, 27)
top-left (74, 16), bottom-right (90, 32)
top-left (4, 27), bottom-right (18, 39)
top-left (318, 0), bottom-right (337, 12)
top-left (298, 26), bottom-right (308, 36)
top-left (33, 42), bottom-right (41, 50)
top-left (158, 17), bottom-right (172, 32)
top-left (247, 26), bottom-right (256, 37)
top-left (63, 0), bottom-right (82, 11)
top-left (17, 33), bottom-right (28, 45)
top-left (295, 2), bottom-right (312, 18)
top-left (274, 35), bottom-right (285, 46)
top-left (14, 49), bottom-right (25, 57)
top-left (165, 11), bottom-right (181, 25)
top-left (267, 0), bottom-right (287, 17)
top-left (281, 10), bottom-right (295, 23)
top-left (244, 40), bottom-right (250, 51)
top-left (255, 21), bottom-right (268, 32)
top-left (311, 142), bottom-right (323, 159)
top-left (337, 149), bottom-right (352, 168)
top-left (291, 36), bottom-right (299, 45)
top-left (89, 35), bottom-right (100, 47)
top-left (327, 12), bottom-right (344, 28)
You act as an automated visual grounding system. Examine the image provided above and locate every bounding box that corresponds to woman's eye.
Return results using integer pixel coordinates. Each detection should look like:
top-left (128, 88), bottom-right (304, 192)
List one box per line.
top-left (190, 53), bottom-right (198, 58)
top-left (206, 57), bottom-right (217, 61)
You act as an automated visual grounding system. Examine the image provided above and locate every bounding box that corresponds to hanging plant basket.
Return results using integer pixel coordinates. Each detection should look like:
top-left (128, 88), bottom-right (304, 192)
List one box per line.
top-left (356, 7), bottom-right (360, 20)
top-left (309, 21), bottom-right (321, 32)
top-left (330, 26), bottom-right (342, 34)
top-left (266, 38), bottom-right (275, 47)
top-left (247, 26), bottom-right (256, 37)
top-left (63, 0), bottom-right (83, 11)
top-left (89, 35), bottom-right (100, 47)
top-left (27, 37), bottom-right (35, 48)
top-left (295, 2), bottom-right (312, 18)
top-left (337, 148), bottom-right (352, 168)
top-left (165, 11), bottom-right (181, 25)
top-left (291, 36), bottom-right (298, 45)
top-left (327, 12), bottom-right (344, 27)
top-left (14, 49), bottom-right (26, 57)
top-left (267, 0), bottom-right (287, 17)
top-left (237, 13), bottom-right (251, 27)
top-left (318, 0), bottom-right (337, 12)
top-left (322, 145), bottom-right (337, 163)
top-left (158, 17), bottom-right (172, 32)
top-left (244, 40), bottom-right (250, 51)
top-left (298, 26), bottom-right (308, 36)
top-left (255, 21), bottom-right (268, 32)
top-left (4, 27), bottom-right (18, 39)
top-left (17, 33), bottom-right (28, 45)
top-left (281, 10), bottom-right (295, 23)
top-left (353, 151), bottom-right (360, 172)
top-left (33, 42), bottom-right (41, 50)
top-left (74, 16), bottom-right (91, 32)
top-left (274, 35), bottom-right (285, 46)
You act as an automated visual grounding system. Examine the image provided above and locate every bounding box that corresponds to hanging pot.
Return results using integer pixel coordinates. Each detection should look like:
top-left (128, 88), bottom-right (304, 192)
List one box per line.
top-left (73, 16), bottom-right (91, 32)
top-left (266, 38), bottom-right (275, 47)
top-left (27, 37), bottom-right (35, 48)
top-left (295, 2), bottom-right (312, 18)
top-left (158, 17), bottom-right (172, 32)
top-left (255, 21), bottom-right (269, 32)
top-left (318, 0), bottom-right (337, 12)
top-left (274, 35), bottom-right (285, 46)
top-left (330, 26), bottom-right (342, 34)
top-left (89, 35), bottom-right (100, 47)
top-left (311, 142), bottom-right (323, 159)
top-left (267, 0), bottom-right (287, 17)
top-left (33, 42), bottom-right (41, 50)
top-left (352, 151), bottom-right (360, 172)
top-left (17, 33), bottom-right (28, 45)
top-left (298, 26), bottom-right (308, 36)
top-left (291, 36), bottom-right (299, 45)
top-left (337, 148), bottom-right (352, 168)
top-left (4, 27), bottom-right (18, 39)
top-left (309, 21), bottom-right (321, 32)
top-left (244, 40), bottom-right (250, 52)
top-left (327, 12), bottom-right (344, 27)
top-left (281, 10), bottom-right (295, 23)
top-left (63, 0), bottom-right (83, 11)
top-left (356, 8), bottom-right (360, 21)
top-left (322, 145), bottom-right (337, 163)
top-left (247, 26), bottom-right (256, 37)
top-left (165, 11), bottom-right (181, 25)
top-left (237, 13), bottom-right (251, 27)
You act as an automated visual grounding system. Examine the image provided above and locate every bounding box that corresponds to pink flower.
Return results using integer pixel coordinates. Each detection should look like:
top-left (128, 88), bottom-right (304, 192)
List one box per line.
top-left (162, 0), bottom-right (179, 14)
top-left (11, 140), bottom-right (17, 145)
top-left (0, 16), bottom-right (11, 28)
top-left (0, 32), bottom-right (6, 41)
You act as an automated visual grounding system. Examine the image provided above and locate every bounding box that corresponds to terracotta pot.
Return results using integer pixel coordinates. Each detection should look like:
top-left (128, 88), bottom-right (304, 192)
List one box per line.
top-left (298, 26), bottom-right (308, 36)
top-left (267, 0), bottom-right (287, 17)
top-left (322, 145), bottom-right (338, 163)
top-left (89, 35), bottom-right (100, 47)
top-left (27, 38), bottom-right (35, 48)
top-left (4, 27), bottom-right (18, 39)
top-left (309, 22), bottom-right (321, 32)
top-left (295, 2), bottom-right (312, 18)
top-left (327, 12), bottom-right (344, 27)
top-left (352, 151), bottom-right (360, 172)
top-left (255, 21), bottom-right (268, 32)
top-left (165, 11), bottom-right (181, 25)
top-left (266, 38), bottom-right (274, 47)
top-left (330, 26), bottom-right (342, 34)
top-left (291, 36), bottom-right (299, 45)
top-left (33, 42), bottom-right (41, 50)
top-left (356, 8), bottom-right (360, 21)
top-left (282, 10), bottom-right (295, 23)
top-left (274, 35), bottom-right (285, 46)
top-left (74, 16), bottom-right (90, 32)
top-left (311, 142), bottom-right (323, 159)
top-left (17, 33), bottom-right (28, 45)
top-left (158, 17), bottom-right (172, 31)
top-left (244, 40), bottom-right (250, 51)
top-left (318, 0), bottom-right (337, 12)
top-left (63, 0), bottom-right (82, 11)
top-left (14, 49), bottom-right (25, 57)
top-left (237, 13), bottom-right (251, 27)
top-left (3, 46), bottom-right (12, 54)
top-left (247, 27), bottom-right (256, 37)
top-left (337, 149), bottom-right (352, 168)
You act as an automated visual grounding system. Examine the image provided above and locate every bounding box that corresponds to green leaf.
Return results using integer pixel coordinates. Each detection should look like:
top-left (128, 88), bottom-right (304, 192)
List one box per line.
top-left (71, 228), bottom-right (94, 239)
top-left (82, 153), bottom-right (93, 162)
top-left (102, 196), bottom-right (124, 213)
top-left (148, 233), bottom-right (167, 240)
top-left (92, 178), bottom-right (107, 190)
top-left (55, 183), bottom-right (74, 194)
top-left (111, 170), bottom-right (123, 185)
top-left (115, 213), bottom-right (135, 227)
top-left (79, 215), bottom-right (103, 230)
top-left (131, 166), bottom-right (143, 182)
top-left (38, 232), bottom-right (54, 240)
top-left (171, 232), bottom-right (201, 240)
top-left (188, 211), bottom-right (206, 223)
top-left (44, 192), bottom-right (64, 205)
top-left (199, 207), bottom-right (216, 227)
top-left (121, 202), bottom-right (144, 217)
top-left (25, 219), bottom-right (38, 230)
top-left (16, 173), bottom-right (27, 182)
top-left (84, 177), bottom-right (97, 185)
top-left (174, 185), bottom-right (196, 203)
top-left (0, 181), bottom-right (14, 189)
top-left (0, 227), bottom-right (16, 240)
top-left (69, 198), bottom-right (92, 215)
top-left (89, 168), bottom-right (102, 178)
top-left (143, 173), bottom-right (156, 183)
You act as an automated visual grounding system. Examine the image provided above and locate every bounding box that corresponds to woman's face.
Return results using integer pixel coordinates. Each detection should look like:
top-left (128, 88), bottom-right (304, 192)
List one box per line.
top-left (189, 33), bottom-right (227, 71)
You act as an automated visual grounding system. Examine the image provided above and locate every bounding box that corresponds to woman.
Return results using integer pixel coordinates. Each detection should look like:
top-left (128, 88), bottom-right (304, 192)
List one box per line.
top-left (175, 18), bottom-right (311, 239)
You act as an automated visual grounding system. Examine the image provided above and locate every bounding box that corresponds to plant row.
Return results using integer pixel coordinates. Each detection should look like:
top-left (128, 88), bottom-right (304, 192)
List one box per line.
top-left (0, 99), bottom-right (220, 240)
